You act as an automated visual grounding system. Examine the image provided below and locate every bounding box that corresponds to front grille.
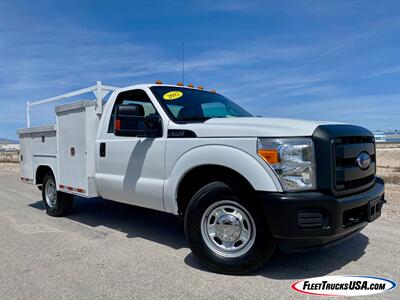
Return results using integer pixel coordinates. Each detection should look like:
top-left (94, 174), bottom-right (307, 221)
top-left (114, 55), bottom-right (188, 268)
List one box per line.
top-left (338, 174), bottom-right (375, 191)
top-left (313, 125), bottom-right (376, 197)
top-left (334, 137), bottom-right (376, 193)
top-left (335, 136), bottom-right (375, 145)
top-left (336, 156), bottom-right (375, 168)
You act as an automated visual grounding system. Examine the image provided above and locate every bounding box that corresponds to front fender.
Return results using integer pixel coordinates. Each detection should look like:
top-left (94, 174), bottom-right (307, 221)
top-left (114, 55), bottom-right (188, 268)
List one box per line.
top-left (163, 144), bottom-right (282, 214)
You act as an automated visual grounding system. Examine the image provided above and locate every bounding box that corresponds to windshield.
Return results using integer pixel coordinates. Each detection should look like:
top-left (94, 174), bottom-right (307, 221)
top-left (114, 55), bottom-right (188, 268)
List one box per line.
top-left (150, 86), bottom-right (252, 122)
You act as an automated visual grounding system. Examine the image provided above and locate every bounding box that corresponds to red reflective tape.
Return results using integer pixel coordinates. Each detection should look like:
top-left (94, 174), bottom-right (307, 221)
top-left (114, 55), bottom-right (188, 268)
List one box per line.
top-left (59, 184), bottom-right (85, 194)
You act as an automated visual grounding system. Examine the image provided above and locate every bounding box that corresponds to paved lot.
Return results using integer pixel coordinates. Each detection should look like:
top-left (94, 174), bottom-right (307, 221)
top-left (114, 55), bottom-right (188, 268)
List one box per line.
top-left (1, 169), bottom-right (399, 299)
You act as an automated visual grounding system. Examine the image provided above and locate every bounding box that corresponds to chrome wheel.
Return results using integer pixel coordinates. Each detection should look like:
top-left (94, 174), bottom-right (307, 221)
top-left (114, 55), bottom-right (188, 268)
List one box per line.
top-left (45, 178), bottom-right (57, 208)
top-left (201, 200), bottom-right (256, 258)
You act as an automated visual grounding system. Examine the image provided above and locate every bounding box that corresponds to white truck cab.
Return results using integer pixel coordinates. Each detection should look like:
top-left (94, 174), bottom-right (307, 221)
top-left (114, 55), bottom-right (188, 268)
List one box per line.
top-left (18, 81), bottom-right (385, 274)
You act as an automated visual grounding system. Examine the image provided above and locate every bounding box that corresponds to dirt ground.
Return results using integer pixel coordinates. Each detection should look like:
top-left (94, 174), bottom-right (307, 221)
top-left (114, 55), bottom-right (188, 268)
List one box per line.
top-left (376, 144), bottom-right (400, 223)
top-left (1, 144), bottom-right (399, 222)
top-left (0, 151), bottom-right (19, 163)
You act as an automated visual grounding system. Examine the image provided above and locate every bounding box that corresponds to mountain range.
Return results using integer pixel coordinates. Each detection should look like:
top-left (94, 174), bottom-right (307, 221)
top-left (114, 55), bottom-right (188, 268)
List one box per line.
top-left (0, 138), bottom-right (19, 144)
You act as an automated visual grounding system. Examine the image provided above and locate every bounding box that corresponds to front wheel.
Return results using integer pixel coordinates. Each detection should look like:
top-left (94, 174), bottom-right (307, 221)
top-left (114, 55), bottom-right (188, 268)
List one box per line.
top-left (184, 181), bottom-right (276, 275)
top-left (42, 173), bottom-right (73, 217)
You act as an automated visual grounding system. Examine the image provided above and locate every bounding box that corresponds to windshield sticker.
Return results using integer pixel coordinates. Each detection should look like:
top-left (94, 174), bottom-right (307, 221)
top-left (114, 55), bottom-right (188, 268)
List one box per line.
top-left (163, 91), bottom-right (183, 100)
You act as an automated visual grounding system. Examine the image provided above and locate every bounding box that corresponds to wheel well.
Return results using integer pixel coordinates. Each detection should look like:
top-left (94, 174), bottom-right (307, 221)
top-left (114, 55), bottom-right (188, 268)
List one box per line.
top-left (35, 165), bottom-right (54, 186)
top-left (176, 165), bottom-right (254, 215)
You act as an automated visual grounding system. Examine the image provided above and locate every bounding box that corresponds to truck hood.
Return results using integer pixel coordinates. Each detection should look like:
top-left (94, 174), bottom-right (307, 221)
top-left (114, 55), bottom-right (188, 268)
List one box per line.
top-left (170, 117), bottom-right (339, 138)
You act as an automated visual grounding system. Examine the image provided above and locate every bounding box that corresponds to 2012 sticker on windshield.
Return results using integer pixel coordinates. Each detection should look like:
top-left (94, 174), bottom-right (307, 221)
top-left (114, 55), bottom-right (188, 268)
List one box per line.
top-left (163, 91), bottom-right (183, 100)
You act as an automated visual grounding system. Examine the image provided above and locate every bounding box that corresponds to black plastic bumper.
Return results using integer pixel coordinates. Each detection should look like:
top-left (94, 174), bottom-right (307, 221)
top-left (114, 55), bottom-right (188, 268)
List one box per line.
top-left (259, 177), bottom-right (385, 252)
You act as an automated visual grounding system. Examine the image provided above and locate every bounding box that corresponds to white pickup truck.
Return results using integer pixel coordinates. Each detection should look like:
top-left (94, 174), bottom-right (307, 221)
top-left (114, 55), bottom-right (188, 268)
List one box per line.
top-left (18, 81), bottom-right (385, 274)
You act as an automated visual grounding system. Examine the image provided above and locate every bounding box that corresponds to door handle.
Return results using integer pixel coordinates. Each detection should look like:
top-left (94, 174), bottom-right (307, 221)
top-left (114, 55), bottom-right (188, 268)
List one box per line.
top-left (100, 143), bottom-right (106, 157)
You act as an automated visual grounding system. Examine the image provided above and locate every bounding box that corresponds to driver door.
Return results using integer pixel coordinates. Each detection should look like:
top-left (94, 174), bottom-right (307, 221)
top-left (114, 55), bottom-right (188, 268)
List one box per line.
top-left (96, 89), bottom-right (166, 211)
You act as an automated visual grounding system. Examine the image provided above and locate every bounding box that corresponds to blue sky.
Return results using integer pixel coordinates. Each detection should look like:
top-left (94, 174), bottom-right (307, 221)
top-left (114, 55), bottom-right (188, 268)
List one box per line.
top-left (0, 0), bottom-right (399, 139)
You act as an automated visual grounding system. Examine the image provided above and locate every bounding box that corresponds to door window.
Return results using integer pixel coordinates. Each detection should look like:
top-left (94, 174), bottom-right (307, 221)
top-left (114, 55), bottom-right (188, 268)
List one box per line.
top-left (108, 89), bottom-right (158, 133)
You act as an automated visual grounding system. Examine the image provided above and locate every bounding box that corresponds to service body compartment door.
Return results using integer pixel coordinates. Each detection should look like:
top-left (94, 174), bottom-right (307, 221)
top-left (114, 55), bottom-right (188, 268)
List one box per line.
top-left (57, 107), bottom-right (88, 193)
top-left (19, 133), bottom-right (33, 181)
top-left (18, 124), bottom-right (57, 183)
top-left (32, 131), bottom-right (57, 156)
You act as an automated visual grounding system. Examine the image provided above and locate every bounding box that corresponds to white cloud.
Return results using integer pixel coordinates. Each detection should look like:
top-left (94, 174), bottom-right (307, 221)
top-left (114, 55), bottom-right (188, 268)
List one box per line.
top-left (254, 93), bottom-right (400, 130)
top-left (363, 65), bottom-right (400, 78)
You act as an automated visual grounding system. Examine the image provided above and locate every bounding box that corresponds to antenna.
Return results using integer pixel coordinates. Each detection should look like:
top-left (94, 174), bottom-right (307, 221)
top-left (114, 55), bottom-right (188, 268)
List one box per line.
top-left (182, 42), bottom-right (185, 85)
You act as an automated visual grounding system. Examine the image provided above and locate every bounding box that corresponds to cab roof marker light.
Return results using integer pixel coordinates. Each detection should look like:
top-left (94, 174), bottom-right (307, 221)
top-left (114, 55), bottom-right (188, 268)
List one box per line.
top-left (177, 82), bottom-right (184, 86)
top-left (210, 89), bottom-right (216, 93)
top-left (188, 83), bottom-right (194, 88)
top-left (155, 80), bottom-right (163, 84)
top-left (197, 86), bottom-right (204, 90)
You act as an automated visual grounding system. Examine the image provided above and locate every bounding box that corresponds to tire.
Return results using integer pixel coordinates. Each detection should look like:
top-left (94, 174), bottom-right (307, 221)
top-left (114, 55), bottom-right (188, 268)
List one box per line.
top-left (42, 173), bottom-right (73, 217)
top-left (184, 181), bottom-right (276, 275)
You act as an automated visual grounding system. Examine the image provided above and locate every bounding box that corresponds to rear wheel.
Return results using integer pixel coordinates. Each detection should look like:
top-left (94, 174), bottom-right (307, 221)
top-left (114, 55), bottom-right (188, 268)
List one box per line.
top-left (184, 181), bottom-right (276, 275)
top-left (42, 173), bottom-right (73, 217)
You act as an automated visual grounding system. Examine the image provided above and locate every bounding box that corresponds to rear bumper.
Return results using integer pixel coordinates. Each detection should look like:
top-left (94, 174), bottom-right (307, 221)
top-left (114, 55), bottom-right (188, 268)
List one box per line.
top-left (258, 177), bottom-right (385, 252)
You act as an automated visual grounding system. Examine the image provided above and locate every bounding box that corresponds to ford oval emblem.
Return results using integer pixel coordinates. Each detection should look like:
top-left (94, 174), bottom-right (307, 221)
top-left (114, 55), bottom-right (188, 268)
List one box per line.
top-left (356, 152), bottom-right (371, 170)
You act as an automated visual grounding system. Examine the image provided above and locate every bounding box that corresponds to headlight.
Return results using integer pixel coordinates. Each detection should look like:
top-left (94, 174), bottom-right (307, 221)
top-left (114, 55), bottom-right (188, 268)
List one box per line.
top-left (257, 138), bottom-right (316, 191)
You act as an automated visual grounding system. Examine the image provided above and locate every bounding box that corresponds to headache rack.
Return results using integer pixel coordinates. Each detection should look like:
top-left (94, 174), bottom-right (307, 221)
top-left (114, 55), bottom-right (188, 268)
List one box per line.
top-left (26, 81), bottom-right (119, 128)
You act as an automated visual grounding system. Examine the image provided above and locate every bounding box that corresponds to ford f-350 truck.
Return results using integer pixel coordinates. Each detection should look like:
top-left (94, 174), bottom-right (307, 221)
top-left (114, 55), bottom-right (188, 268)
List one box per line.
top-left (18, 81), bottom-right (385, 274)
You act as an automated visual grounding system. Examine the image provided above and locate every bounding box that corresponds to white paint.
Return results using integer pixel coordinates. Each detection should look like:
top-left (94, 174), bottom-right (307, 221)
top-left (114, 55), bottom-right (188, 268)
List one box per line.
top-left (170, 117), bottom-right (336, 138)
top-left (18, 82), bottom-right (342, 215)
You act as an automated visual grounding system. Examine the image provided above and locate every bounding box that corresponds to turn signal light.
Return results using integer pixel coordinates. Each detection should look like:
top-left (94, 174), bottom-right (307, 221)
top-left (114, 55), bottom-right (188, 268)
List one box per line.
top-left (188, 83), bottom-right (194, 88)
top-left (258, 149), bottom-right (279, 164)
top-left (155, 80), bottom-right (163, 84)
top-left (177, 82), bottom-right (184, 86)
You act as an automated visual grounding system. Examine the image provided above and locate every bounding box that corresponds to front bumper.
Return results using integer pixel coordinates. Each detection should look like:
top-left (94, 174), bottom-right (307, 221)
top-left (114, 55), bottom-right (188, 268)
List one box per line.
top-left (259, 177), bottom-right (385, 252)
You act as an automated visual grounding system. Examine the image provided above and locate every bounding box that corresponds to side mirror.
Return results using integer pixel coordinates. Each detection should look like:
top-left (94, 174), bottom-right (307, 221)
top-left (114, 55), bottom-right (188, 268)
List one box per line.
top-left (144, 114), bottom-right (163, 137)
top-left (114, 104), bottom-right (145, 136)
top-left (114, 104), bottom-right (162, 137)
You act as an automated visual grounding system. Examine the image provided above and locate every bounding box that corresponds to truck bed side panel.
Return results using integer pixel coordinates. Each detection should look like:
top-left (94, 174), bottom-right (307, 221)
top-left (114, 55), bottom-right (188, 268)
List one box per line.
top-left (18, 125), bottom-right (57, 183)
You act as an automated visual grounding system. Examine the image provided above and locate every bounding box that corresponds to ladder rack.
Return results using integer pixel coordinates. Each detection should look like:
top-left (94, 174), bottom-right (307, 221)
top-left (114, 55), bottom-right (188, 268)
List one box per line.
top-left (26, 81), bottom-right (119, 127)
